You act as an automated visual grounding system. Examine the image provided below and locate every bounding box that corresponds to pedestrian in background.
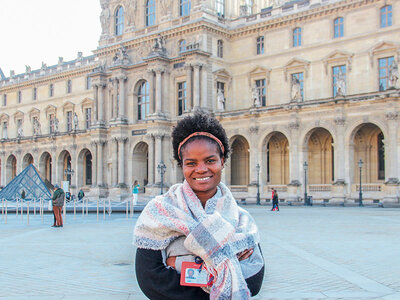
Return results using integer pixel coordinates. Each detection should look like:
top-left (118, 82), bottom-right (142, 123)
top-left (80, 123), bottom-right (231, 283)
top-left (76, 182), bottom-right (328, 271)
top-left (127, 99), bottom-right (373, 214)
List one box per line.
top-left (78, 189), bottom-right (85, 201)
top-left (52, 184), bottom-right (65, 227)
top-left (132, 180), bottom-right (140, 206)
top-left (271, 188), bottom-right (279, 211)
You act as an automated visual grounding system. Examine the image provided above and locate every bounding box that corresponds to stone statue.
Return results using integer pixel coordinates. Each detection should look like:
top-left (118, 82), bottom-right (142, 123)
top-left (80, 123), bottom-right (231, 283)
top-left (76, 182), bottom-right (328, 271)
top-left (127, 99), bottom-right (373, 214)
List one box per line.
top-left (2, 122), bottom-right (8, 139)
top-left (252, 85), bottom-right (261, 107)
top-left (73, 113), bottom-right (78, 130)
top-left (54, 117), bottom-right (59, 133)
top-left (33, 118), bottom-right (41, 135)
top-left (76, 52), bottom-right (83, 61)
top-left (113, 46), bottom-right (131, 65)
top-left (152, 34), bottom-right (166, 53)
top-left (58, 57), bottom-right (64, 65)
top-left (125, 0), bottom-right (137, 29)
top-left (10, 70), bottom-right (15, 77)
top-left (217, 88), bottom-right (225, 111)
top-left (160, 0), bottom-right (172, 15)
top-left (17, 123), bottom-right (23, 138)
top-left (291, 76), bottom-right (302, 101)
top-left (100, 0), bottom-right (111, 35)
top-left (389, 62), bottom-right (399, 89)
top-left (41, 62), bottom-right (47, 71)
top-left (334, 69), bottom-right (346, 96)
top-left (25, 65), bottom-right (31, 74)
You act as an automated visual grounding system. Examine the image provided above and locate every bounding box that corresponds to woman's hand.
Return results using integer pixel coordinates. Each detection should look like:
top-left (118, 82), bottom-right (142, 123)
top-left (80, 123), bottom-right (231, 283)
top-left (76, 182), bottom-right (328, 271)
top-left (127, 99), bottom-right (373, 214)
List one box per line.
top-left (237, 248), bottom-right (254, 261)
top-left (166, 256), bottom-right (176, 269)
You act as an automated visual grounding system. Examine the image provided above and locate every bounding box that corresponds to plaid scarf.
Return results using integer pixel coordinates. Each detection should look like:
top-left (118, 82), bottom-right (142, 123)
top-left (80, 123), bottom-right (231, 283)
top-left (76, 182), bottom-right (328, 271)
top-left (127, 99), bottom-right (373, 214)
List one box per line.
top-left (134, 181), bottom-right (260, 299)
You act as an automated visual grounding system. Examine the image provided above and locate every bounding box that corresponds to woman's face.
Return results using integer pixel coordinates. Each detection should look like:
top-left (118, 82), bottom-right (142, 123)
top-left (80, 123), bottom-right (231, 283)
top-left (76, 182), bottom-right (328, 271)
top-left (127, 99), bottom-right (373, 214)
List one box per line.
top-left (181, 139), bottom-right (224, 202)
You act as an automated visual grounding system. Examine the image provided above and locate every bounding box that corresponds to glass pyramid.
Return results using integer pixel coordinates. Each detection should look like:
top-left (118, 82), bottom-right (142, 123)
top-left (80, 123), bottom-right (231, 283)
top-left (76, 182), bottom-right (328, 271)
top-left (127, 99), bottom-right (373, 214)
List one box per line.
top-left (0, 164), bottom-right (52, 201)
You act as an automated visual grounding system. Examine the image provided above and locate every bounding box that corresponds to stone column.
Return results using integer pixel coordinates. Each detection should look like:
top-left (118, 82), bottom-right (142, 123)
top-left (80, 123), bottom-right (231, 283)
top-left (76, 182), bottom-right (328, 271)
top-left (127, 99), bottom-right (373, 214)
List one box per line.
top-left (155, 68), bottom-right (163, 114)
top-left (154, 134), bottom-right (163, 184)
top-left (386, 112), bottom-right (399, 182)
top-left (97, 141), bottom-right (105, 186)
top-left (16, 151), bottom-right (22, 174)
top-left (148, 135), bottom-right (155, 185)
top-left (71, 145), bottom-right (78, 188)
top-left (249, 126), bottom-right (259, 185)
top-left (111, 138), bottom-right (118, 187)
top-left (0, 151), bottom-right (5, 187)
top-left (193, 64), bottom-right (201, 109)
top-left (147, 70), bottom-right (155, 114)
top-left (201, 64), bottom-right (208, 109)
top-left (334, 117), bottom-right (346, 183)
top-left (287, 120), bottom-right (301, 202)
top-left (117, 137), bottom-right (127, 186)
top-left (119, 75), bottom-right (127, 120)
top-left (113, 78), bottom-right (118, 119)
top-left (185, 64), bottom-right (192, 111)
top-left (51, 147), bottom-right (57, 185)
top-left (90, 141), bottom-right (97, 186)
top-left (98, 83), bottom-right (105, 123)
top-left (93, 84), bottom-right (99, 122)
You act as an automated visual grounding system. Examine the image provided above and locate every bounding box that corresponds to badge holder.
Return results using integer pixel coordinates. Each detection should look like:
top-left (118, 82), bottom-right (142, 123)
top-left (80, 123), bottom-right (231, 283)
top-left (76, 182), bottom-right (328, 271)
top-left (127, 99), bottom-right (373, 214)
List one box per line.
top-left (180, 260), bottom-right (213, 287)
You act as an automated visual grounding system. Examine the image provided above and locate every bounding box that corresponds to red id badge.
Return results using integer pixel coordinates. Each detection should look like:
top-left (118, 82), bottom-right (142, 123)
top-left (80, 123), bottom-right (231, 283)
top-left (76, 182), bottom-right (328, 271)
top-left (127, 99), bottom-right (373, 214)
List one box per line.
top-left (180, 262), bottom-right (212, 287)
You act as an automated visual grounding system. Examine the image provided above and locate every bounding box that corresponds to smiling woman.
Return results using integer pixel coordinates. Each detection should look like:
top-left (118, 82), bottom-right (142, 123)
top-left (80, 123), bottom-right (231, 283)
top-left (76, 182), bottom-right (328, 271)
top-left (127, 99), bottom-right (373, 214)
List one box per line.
top-left (134, 112), bottom-right (265, 299)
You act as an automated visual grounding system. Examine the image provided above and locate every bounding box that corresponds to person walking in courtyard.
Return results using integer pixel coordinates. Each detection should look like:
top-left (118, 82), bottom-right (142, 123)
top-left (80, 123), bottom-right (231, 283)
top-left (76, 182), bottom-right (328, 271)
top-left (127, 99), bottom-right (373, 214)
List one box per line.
top-left (134, 112), bottom-right (264, 299)
top-left (78, 189), bottom-right (85, 201)
top-left (52, 184), bottom-right (65, 227)
top-left (271, 188), bottom-right (279, 211)
top-left (132, 180), bottom-right (140, 206)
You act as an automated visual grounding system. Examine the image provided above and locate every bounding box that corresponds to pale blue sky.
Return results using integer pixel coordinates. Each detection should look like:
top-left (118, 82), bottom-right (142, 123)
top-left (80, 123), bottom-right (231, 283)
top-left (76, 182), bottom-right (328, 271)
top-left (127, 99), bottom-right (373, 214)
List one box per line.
top-left (0, 0), bottom-right (101, 76)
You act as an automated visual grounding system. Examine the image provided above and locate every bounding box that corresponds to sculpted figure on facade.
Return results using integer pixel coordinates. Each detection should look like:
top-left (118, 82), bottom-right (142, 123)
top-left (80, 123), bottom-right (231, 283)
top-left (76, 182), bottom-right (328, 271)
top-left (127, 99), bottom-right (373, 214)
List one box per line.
top-left (17, 123), bottom-right (23, 138)
top-left (41, 62), bottom-right (47, 71)
top-left (2, 122), bottom-right (8, 139)
top-left (100, 0), bottom-right (111, 36)
top-left (113, 46), bottom-right (131, 65)
top-left (389, 62), bottom-right (399, 89)
top-left (151, 34), bottom-right (167, 54)
top-left (291, 76), bottom-right (302, 102)
top-left (33, 118), bottom-right (41, 136)
top-left (252, 85), bottom-right (261, 107)
top-left (73, 113), bottom-right (79, 130)
top-left (160, 0), bottom-right (172, 15)
top-left (125, 0), bottom-right (137, 30)
top-left (54, 118), bottom-right (59, 133)
top-left (335, 69), bottom-right (346, 96)
top-left (217, 88), bottom-right (225, 111)
top-left (25, 65), bottom-right (31, 74)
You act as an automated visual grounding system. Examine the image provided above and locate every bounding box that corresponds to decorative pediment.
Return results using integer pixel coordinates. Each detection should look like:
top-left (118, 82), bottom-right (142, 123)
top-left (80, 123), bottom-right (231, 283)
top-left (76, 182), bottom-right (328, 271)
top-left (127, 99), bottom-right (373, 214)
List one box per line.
top-left (0, 113), bottom-right (9, 123)
top-left (283, 58), bottom-right (310, 81)
top-left (62, 100), bottom-right (75, 114)
top-left (213, 68), bottom-right (232, 85)
top-left (81, 97), bottom-right (94, 112)
top-left (13, 110), bottom-right (24, 123)
top-left (28, 108), bottom-right (40, 120)
top-left (369, 41), bottom-right (400, 66)
top-left (44, 104), bottom-right (57, 117)
top-left (248, 66), bottom-right (271, 85)
top-left (322, 50), bottom-right (354, 74)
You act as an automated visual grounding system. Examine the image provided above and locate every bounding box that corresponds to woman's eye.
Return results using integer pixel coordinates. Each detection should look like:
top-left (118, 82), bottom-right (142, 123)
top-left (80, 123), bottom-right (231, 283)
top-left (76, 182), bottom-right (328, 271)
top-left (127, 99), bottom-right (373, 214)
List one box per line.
top-left (207, 159), bottom-right (215, 163)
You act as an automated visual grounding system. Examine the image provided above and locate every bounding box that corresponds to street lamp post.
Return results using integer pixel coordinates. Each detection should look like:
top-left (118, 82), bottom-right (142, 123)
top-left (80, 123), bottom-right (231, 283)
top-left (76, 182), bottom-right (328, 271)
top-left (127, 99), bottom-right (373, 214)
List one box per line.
top-left (157, 161), bottom-right (166, 195)
top-left (256, 164), bottom-right (260, 205)
top-left (304, 161), bottom-right (308, 206)
top-left (64, 167), bottom-right (75, 184)
top-left (358, 159), bottom-right (363, 207)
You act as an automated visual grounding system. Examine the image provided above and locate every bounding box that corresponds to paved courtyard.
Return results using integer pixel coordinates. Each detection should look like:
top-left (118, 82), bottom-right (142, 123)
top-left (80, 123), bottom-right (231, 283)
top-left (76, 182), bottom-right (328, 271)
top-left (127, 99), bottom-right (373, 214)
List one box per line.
top-left (1, 206), bottom-right (400, 300)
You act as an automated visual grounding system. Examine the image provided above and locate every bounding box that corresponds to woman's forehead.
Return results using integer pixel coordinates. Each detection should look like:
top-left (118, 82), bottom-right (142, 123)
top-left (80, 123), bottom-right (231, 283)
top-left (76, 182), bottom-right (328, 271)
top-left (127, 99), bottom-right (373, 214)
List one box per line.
top-left (181, 138), bottom-right (220, 155)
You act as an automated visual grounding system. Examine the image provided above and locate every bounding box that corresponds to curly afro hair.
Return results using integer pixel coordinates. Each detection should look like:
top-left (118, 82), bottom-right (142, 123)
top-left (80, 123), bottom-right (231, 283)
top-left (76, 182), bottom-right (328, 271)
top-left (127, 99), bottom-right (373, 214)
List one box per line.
top-left (172, 112), bottom-right (230, 165)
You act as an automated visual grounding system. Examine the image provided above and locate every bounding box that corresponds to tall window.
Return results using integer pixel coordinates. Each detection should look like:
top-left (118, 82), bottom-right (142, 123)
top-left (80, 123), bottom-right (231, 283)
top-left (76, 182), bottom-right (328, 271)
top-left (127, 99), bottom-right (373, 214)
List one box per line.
top-left (146, 0), bottom-right (156, 26)
top-left (85, 108), bottom-right (91, 129)
top-left (334, 17), bottom-right (344, 38)
top-left (180, 0), bottom-right (191, 17)
top-left (255, 79), bottom-right (266, 106)
top-left (378, 132), bottom-right (385, 180)
top-left (3, 94), bottom-right (6, 106)
top-left (49, 114), bottom-right (55, 134)
top-left (85, 152), bottom-right (92, 185)
top-left (18, 91), bottom-right (22, 103)
top-left (217, 40), bottom-right (223, 58)
top-left (67, 111), bottom-right (73, 132)
top-left (245, 0), bottom-right (253, 15)
top-left (380, 5), bottom-right (392, 28)
top-left (216, 0), bottom-right (225, 17)
top-left (138, 81), bottom-right (150, 120)
top-left (67, 80), bottom-right (72, 93)
top-left (293, 27), bottom-right (302, 47)
top-left (177, 82), bottom-right (187, 115)
top-left (86, 77), bottom-right (92, 90)
top-left (49, 83), bottom-right (54, 97)
top-left (2, 122), bottom-right (7, 139)
top-left (115, 5), bottom-right (124, 35)
top-left (379, 56), bottom-right (394, 91)
top-left (179, 40), bottom-right (186, 53)
top-left (292, 72), bottom-right (304, 99)
top-left (332, 65), bottom-right (346, 97)
top-left (33, 87), bottom-right (37, 100)
top-left (256, 36), bottom-right (264, 55)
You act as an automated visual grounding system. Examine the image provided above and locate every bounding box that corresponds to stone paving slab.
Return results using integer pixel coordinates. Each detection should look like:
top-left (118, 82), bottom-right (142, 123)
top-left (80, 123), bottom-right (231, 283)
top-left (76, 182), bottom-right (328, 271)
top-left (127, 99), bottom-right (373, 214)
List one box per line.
top-left (1, 206), bottom-right (399, 299)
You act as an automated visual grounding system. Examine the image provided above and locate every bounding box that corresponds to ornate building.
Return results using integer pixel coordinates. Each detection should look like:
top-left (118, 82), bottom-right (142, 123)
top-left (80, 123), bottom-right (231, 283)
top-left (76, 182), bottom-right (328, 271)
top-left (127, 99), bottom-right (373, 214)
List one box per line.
top-left (0, 0), bottom-right (399, 204)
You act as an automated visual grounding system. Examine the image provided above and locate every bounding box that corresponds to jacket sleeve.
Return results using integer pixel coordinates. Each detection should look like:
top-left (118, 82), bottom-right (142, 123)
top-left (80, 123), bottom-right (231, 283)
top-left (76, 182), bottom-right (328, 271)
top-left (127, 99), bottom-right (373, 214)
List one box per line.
top-left (135, 248), bottom-right (209, 300)
top-left (245, 244), bottom-right (265, 296)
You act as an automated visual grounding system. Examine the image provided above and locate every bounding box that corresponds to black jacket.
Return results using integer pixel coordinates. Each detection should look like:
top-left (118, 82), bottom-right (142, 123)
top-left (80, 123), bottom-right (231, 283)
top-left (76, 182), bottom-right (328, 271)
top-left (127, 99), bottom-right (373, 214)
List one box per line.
top-left (135, 247), bottom-right (264, 300)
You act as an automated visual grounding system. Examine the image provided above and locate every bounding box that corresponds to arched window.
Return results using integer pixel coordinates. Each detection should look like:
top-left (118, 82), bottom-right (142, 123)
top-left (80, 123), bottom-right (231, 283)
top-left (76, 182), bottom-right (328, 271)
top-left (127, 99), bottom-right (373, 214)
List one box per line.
top-left (84, 152), bottom-right (92, 185)
top-left (334, 17), bottom-right (344, 38)
top-left (138, 81), bottom-right (150, 120)
top-left (380, 5), bottom-right (392, 28)
top-left (180, 0), bottom-right (191, 17)
top-left (115, 5), bottom-right (124, 35)
top-left (179, 39), bottom-right (186, 53)
top-left (293, 27), bottom-right (301, 47)
top-left (146, 0), bottom-right (156, 26)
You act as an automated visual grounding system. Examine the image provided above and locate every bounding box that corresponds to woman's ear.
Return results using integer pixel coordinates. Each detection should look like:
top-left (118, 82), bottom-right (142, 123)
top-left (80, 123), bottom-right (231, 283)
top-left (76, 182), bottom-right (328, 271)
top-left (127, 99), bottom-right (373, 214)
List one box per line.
top-left (221, 157), bottom-right (225, 168)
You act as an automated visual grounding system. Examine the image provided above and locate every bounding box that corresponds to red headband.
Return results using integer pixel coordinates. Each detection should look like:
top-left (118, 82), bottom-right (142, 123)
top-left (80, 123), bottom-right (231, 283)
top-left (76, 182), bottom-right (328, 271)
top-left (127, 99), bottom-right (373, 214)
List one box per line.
top-left (178, 132), bottom-right (225, 159)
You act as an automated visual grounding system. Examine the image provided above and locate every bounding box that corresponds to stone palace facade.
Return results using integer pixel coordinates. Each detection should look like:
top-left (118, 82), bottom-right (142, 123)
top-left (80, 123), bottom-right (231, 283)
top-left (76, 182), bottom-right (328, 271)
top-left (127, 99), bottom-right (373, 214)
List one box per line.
top-left (0, 0), bottom-right (399, 204)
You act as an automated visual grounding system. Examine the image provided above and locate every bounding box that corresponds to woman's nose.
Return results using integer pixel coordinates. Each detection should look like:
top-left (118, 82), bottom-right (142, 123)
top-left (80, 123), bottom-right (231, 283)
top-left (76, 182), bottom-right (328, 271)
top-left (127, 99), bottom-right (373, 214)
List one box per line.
top-left (195, 162), bottom-right (207, 172)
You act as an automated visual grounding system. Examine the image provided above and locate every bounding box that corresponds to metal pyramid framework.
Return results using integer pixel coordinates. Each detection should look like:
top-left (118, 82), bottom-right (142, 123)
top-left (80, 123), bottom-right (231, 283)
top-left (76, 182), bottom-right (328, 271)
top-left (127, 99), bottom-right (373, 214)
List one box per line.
top-left (0, 164), bottom-right (52, 201)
